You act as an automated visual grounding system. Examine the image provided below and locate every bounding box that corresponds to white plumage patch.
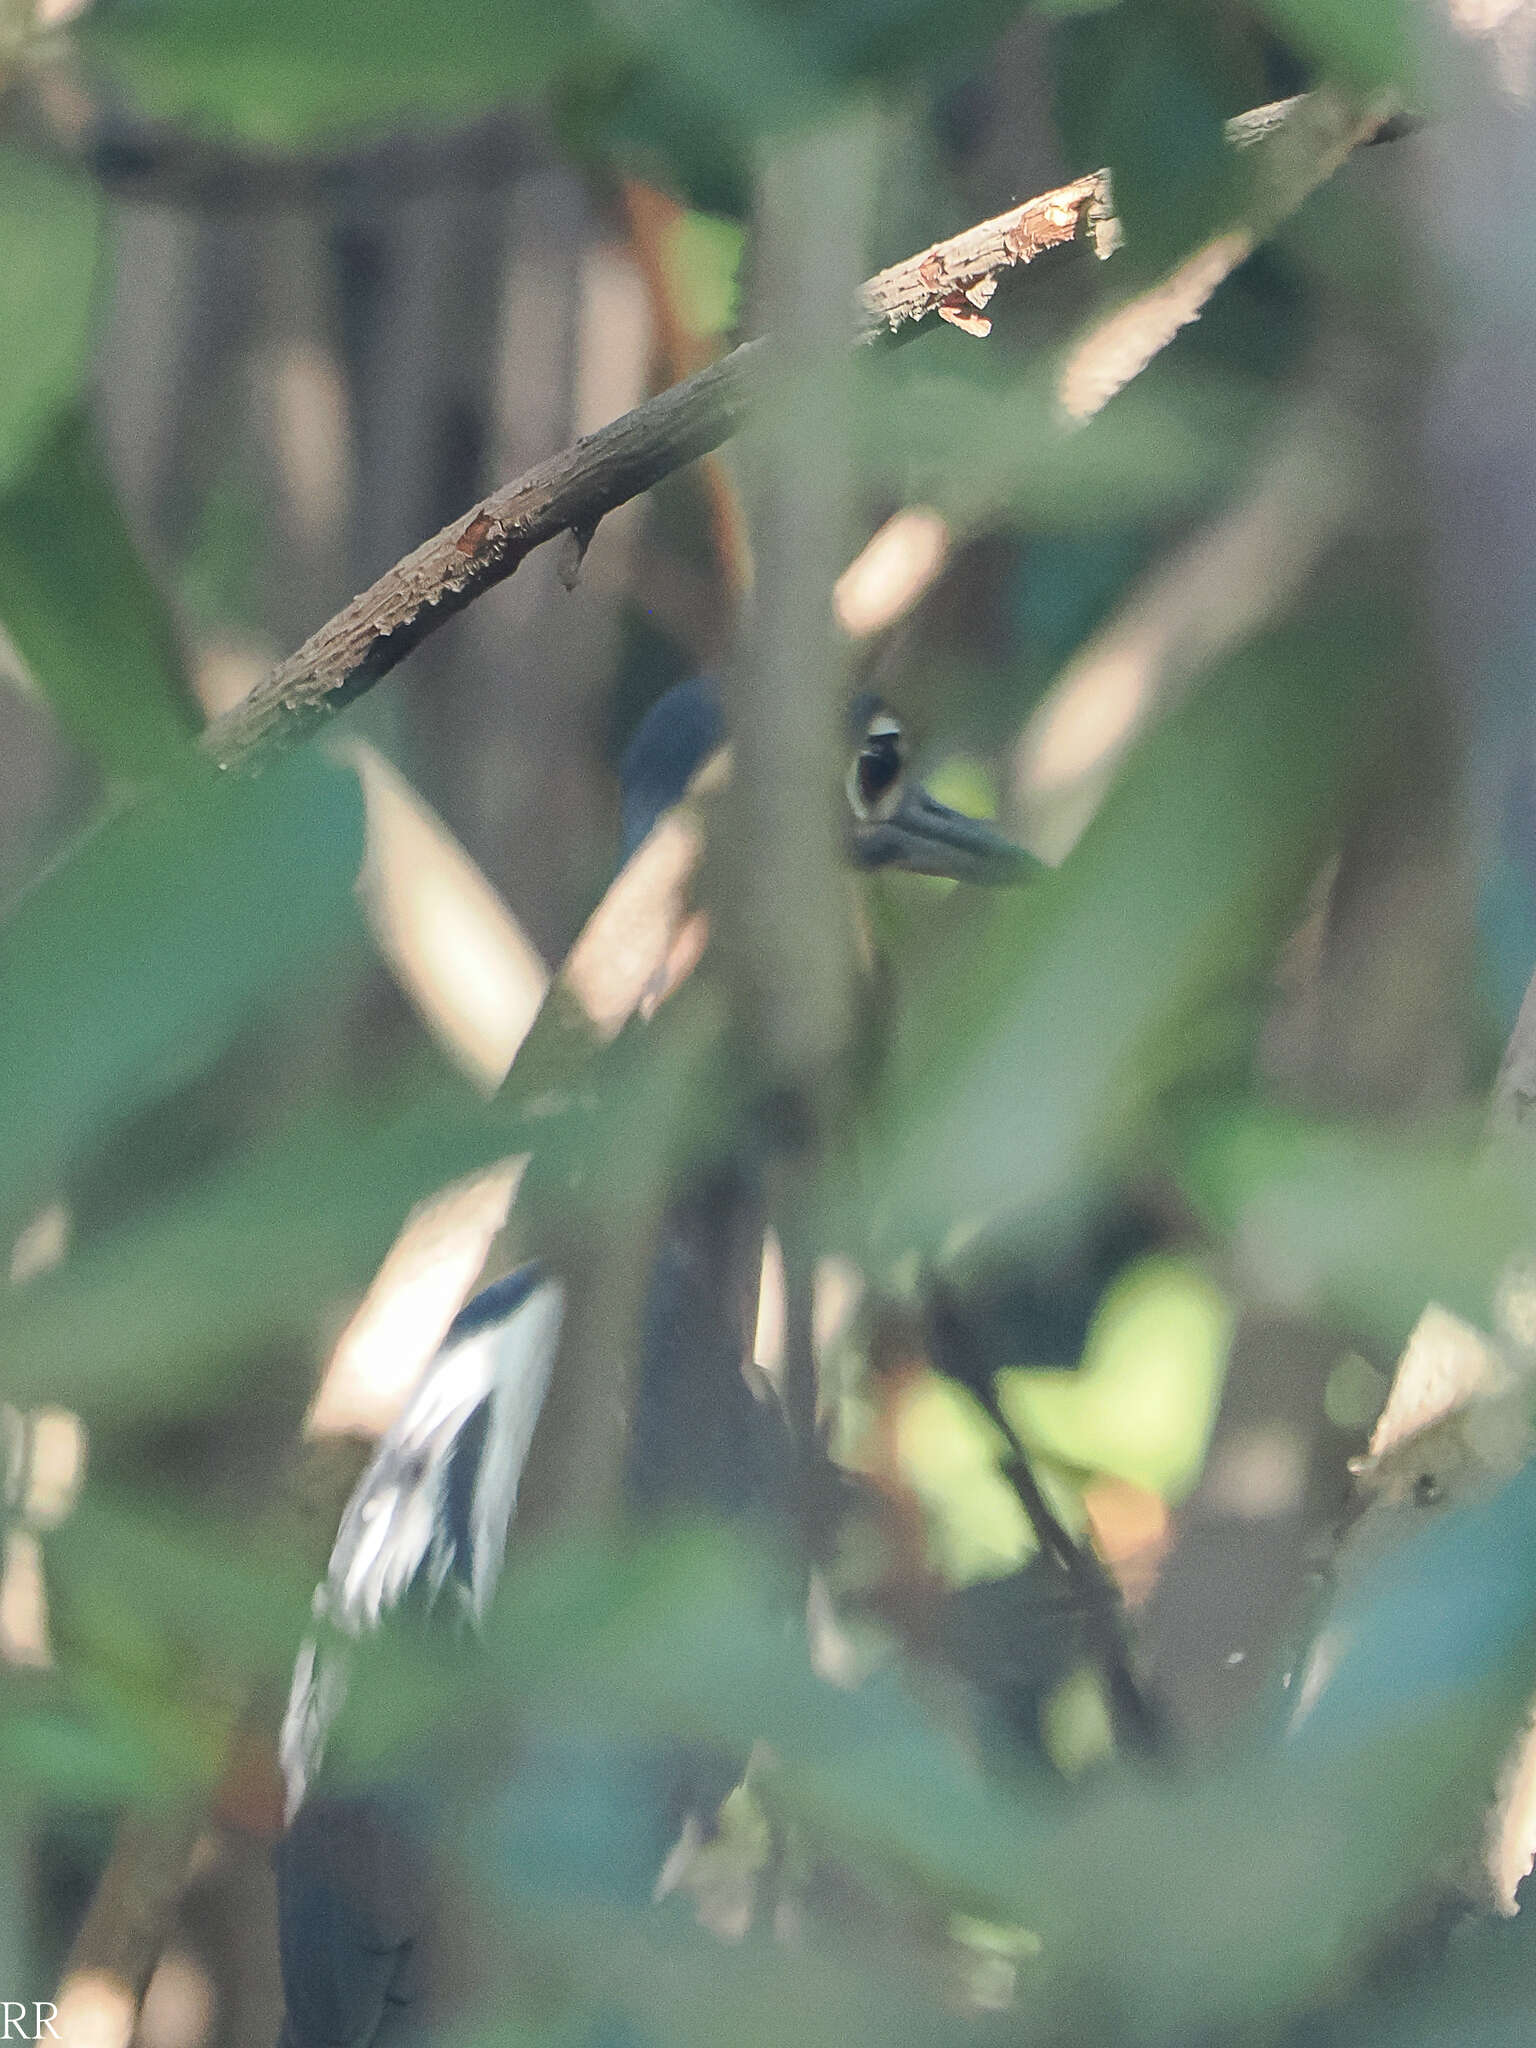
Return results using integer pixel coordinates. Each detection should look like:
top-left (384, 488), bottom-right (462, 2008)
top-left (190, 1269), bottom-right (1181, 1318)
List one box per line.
top-left (280, 1269), bottom-right (564, 1817)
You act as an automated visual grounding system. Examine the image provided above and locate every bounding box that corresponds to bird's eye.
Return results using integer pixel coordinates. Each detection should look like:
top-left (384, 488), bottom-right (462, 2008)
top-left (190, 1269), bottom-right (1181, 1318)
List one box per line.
top-left (847, 717), bottom-right (905, 823)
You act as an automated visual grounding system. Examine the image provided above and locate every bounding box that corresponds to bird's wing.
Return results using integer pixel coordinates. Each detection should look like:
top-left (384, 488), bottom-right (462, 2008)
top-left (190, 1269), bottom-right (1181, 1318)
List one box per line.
top-left (275, 1266), bottom-right (563, 2048)
top-left (281, 1265), bottom-right (564, 1814)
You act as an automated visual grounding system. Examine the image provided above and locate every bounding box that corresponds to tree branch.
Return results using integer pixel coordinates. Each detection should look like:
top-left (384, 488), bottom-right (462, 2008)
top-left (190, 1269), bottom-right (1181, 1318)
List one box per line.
top-left (203, 343), bottom-right (766, 763)
top-left (203, 90), bottom-right (1406, 768)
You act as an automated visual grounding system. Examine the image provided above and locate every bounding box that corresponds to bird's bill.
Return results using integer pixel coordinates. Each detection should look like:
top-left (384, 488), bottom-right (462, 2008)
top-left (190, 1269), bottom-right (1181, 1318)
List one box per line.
top-left (851, 782), bottom-right (1039, 885)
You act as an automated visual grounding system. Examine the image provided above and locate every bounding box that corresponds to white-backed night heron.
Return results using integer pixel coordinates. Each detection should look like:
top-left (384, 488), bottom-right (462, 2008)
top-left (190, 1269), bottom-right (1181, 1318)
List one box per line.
top-left (274, 681), bottom-right (1032, 2048)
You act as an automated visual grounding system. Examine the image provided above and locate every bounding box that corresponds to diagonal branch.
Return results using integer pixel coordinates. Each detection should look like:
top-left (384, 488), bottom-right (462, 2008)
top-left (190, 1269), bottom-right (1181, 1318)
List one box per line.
top-left (203, 341), bottom-right (765, 765)
top-left (203, 90), bottom-right (1406, 768)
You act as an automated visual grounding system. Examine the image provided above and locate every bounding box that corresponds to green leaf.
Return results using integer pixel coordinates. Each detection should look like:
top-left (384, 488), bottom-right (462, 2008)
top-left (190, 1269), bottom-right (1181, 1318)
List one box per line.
top-left (0, 1077), bottom-right (533, 1419)
top-left (1055, 2), bottom-right (1250, 275)
top-left (475, 1473), bottom-right (1536, 2040)
top-left (1284, 1460), bottom-right (1536, 1758)
top-left (854, 348), bottom-right (1266, 533)
top-left (664, 208), bottom-right (745, 339)
top-left (891, 1375), bottom-right (1037, 1581)
top-left (0, 410), bottom-right (196, 782)
top-left (1181, 1101), bottom-right (1536, 1354)
top-left (265, 1475), bottom-right (1536, 2042)
top-left (1255, 0), bottom-right (1420, 94)
top-left (1053, 89), bottom-right (1384, 428)
top-left (0, 974), bottom-right (721, 1422)
top-left (860, 612), bottom-right (1395, 1264)
top-left (0, 1696), bottom-right (150, 1807)
top-left (77, 0), bottom-right (599, 147)
top-left (0, 750), bottom-right (366, 1217)
top-left (40, 1491), bottom-right (316, 1799)
top-left (999, 1254), bottom-right (1234, 1500)
top-left (1042, 1464), bottom-right (1536, 2038)
top-left (0, 149), bottom-right (102, 492)
top-left (473, 1890), bottom-right (984, 2048)
top-left (50, 1490), bottom-right (313, 1676)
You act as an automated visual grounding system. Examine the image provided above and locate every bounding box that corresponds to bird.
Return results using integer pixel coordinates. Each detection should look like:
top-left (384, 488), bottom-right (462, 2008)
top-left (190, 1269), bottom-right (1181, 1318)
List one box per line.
top-left (273, 679), bottom-right (1033, 2048)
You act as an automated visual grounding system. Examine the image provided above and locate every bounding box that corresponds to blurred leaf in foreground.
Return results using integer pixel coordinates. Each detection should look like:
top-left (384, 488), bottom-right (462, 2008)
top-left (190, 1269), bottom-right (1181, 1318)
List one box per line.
top-left (0, 958), bottom-right (721, 1424)
top-left (1182, 1101), bottom-right (1536, 1356)
top-left (999, 1253), bottom-right (1234, 1499)
top-left (31, 1491), bottom-right (314, 1805)
top-left (854, 347), bottom-right (1268, 535)
top-left (663, 206), bottom-right (745, 341)
top-left (0, 410), bottom-right (195, 783)
top-left (76, 0), bottom-right (600, 147)
top-left (0, 149), bottom-right (101, 495)
top-left (1255, 0), bottom-right (1422, 97)
top-left (0, 750), bottom-right (366, 1219)
top-left (242, 1429), bottom-right (1536, 2044)
top-left (860, 609), bottom-right (1395, 1267)
top-left (453, 1467), bottom-right (1536, 2039)
top-left (0, 1078), bottom-right (527, 1421)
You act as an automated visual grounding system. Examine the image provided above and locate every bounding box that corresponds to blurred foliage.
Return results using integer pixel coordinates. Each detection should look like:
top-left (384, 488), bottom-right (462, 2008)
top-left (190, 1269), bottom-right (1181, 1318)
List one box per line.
top-left (0, 0), bottom-right (1528, 2044)
top-left (0, 749), bottom-right (366, 1222)
top-left (998, 1252), bottom-right (1233, 1496)
top-left (0, 411), bottom-right (195, 781)
top-left (76, 0), bottom-right (1092, 198)
top-left (1256, 0), bottom-right (1421, 94)
top-left (853, 344), bottom-right (1271, 530)
top-left (0, 152), bottom-right (101, 493)
top-left (1183, 1103), bottom-right (1536, 1352)
top-left (862, 609), bottom-right (1396, 1262)
top-left (662, 207), bottom-right (745, 340)
top-left (0, 1078), bottom-right (528, 1419)
top-left (41, 1490), bottom-right (314, 1800)
top-left (77, 0), bottom-right (597, 146)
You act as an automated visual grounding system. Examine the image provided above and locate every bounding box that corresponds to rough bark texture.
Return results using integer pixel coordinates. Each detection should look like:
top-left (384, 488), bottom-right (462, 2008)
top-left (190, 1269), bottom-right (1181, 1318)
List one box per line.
top-left (204, 91), bottom-right (1401, 770)
top-left (203, 344), bottom-right (765, 763)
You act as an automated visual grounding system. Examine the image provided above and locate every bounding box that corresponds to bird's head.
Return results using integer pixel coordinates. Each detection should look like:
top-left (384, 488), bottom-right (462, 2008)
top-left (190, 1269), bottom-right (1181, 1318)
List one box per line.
top-left (842, 692), bottom-right (1035, 885)
top-left (620, 679), bottom-right (1035, 885)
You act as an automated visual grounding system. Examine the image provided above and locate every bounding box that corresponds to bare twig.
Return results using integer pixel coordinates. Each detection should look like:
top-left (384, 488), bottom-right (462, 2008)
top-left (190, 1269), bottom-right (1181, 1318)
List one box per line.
top-left (857, 169), bottom-right (1110, 340)
top-left (202, 90), bottom-right (1406, 769)
top-left (854, 95), bottom-right (1377, 341)
top-left (203, 343), bottom-right (766, 762)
